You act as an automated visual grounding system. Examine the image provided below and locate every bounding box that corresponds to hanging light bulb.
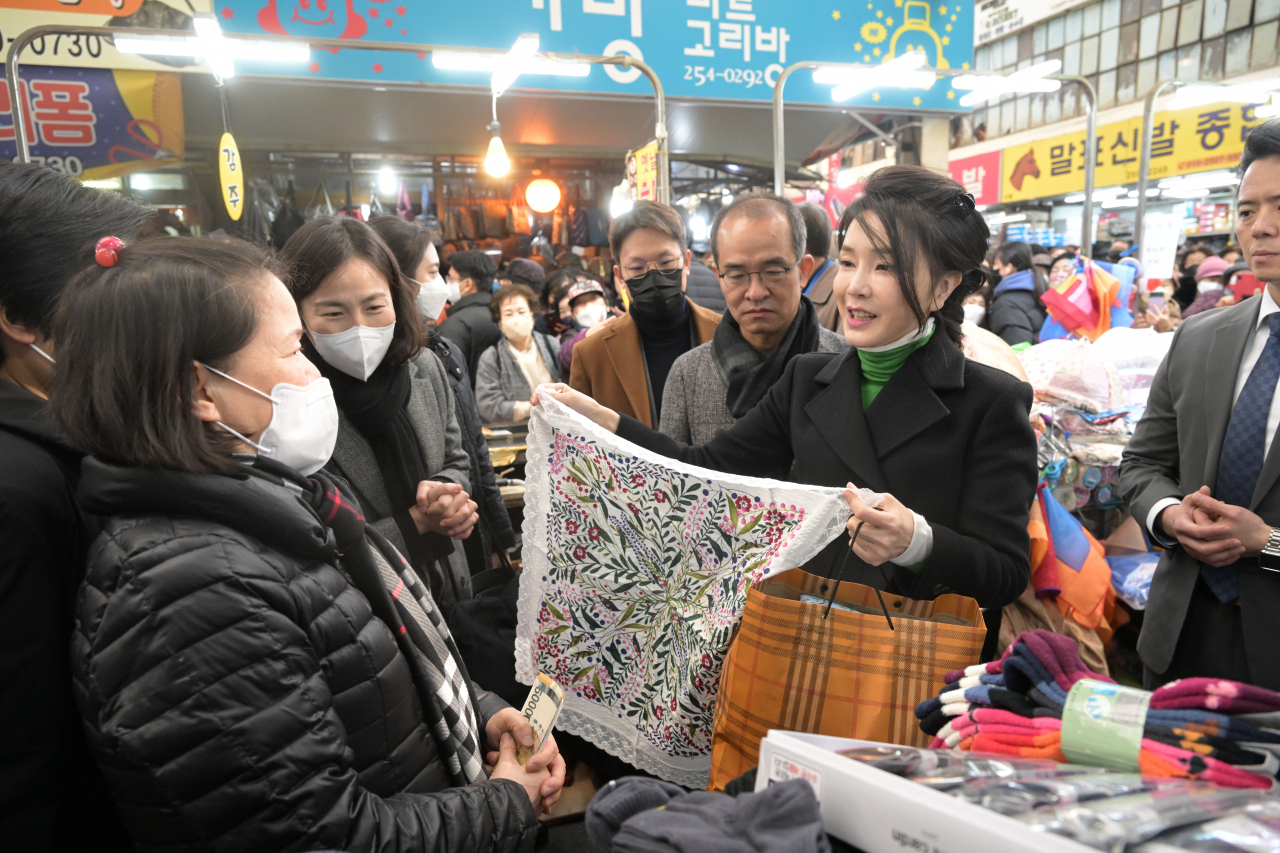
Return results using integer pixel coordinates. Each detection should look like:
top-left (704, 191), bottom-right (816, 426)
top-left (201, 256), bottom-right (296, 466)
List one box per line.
top-left (526, 179), bottom-right (561, 212)
top-left (484, 118), bottom-right (510, 177)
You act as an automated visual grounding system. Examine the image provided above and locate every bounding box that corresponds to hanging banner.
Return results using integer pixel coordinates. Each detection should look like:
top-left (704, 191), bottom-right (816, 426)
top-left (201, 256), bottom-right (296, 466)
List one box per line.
top-left (974, 0), bottom-right (1090, 46)
top-left (1, 64), bottom-right (184, 180)
top-left (218, 131), bottom-right (243, 220)
top-left (948, 150), bottom-right (1001, 206)
top-left (0, 0), bottom-right (215, 74)
top-left (625, 138), bottom-right (658, 202)
top-left (216, 0), bottom-right (973, 111)
top-left (1000, 101), bottom-right (1268, 203)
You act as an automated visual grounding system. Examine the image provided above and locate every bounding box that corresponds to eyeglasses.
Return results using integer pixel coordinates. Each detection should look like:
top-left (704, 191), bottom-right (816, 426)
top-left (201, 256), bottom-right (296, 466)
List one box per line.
top-left (623, 258), bottom-right (683, 279)
top-left (717, 259), bottom-right (802, 289)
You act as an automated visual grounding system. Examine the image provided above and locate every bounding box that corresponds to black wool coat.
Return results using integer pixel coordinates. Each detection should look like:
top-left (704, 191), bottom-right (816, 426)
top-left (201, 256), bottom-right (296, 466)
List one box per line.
top-left (617, 330), bottom-right (1038, 614)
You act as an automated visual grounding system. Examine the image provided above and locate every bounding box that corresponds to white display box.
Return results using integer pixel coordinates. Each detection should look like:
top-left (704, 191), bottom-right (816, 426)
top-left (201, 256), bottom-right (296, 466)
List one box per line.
top-left (755, 731), bottom-right (1097, 853)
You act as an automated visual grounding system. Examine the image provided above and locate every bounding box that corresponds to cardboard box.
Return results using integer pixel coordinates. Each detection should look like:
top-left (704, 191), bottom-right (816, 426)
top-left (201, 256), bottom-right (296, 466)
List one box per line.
top-left (756, 731), bottom-right (1096, 853)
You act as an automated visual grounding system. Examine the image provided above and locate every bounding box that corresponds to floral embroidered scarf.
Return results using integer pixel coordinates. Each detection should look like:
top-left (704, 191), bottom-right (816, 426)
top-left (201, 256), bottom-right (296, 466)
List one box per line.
top-left (516, 397), bottom-right (852, 787)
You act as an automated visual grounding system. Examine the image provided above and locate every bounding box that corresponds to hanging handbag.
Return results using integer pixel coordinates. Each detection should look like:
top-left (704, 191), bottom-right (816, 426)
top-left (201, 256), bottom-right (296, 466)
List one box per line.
top-left (337, 179), bottom-right (364, 220)
top-left (708, 568), bottom-right (986, 790)
top-left (508, 183), bottom-right (533, 236)
top-left (270, 179), bottom-right (306, 248)
top-left (570, 206), bottom-right (590, 247)
top-left (368, 191), bottom-right (386, 218)
top-left (397, 181), bottom-right (413, 220)
top-left (480, 198), bottom-right (510, 238)
top-left (305, 180), bottom-right (335, 220)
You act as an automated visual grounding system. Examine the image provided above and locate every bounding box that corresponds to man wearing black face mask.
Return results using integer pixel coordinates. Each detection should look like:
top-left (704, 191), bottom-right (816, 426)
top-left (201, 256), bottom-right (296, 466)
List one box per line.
top-left (568, 201), bottom-right (721, 428)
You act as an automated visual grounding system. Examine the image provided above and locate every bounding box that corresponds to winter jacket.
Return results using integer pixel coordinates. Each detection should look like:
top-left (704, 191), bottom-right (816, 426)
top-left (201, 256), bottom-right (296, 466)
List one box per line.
top-left (0, 382), bottom-right (130, 853)
top-left (71, 455), bottom-right (539, 853)
top-left (431, 337), bottom-right (517, 568)
top-left (988, 269), bottom-right (1045, 347)
top-left (685, 261), bottom-right (727, 314)
top-left (474, 333), bottom-right (564, 423)
top-left (439, 292), bottom-right (503, 387)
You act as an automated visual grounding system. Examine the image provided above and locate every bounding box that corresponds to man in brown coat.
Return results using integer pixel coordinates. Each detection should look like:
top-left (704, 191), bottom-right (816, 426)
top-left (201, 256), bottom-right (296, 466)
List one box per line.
top-left (569, 201), bottom-right (720, 428)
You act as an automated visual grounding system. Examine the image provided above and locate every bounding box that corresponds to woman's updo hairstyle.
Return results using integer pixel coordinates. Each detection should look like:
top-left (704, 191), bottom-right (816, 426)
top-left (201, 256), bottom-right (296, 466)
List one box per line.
top-left (838, 165), bottom-right (991, 344)
top-left (51, 237), bottom-right (277, 476)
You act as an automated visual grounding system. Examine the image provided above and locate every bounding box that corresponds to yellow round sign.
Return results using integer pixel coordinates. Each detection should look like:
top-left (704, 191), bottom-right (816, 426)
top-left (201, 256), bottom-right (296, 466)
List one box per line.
top-left (218, 132), bottom-right (244, 222)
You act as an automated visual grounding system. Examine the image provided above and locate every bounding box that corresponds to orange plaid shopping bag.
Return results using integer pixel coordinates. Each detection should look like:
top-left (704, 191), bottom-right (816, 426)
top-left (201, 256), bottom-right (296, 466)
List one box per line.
top-left (708, 568), bottom-right (986, 790)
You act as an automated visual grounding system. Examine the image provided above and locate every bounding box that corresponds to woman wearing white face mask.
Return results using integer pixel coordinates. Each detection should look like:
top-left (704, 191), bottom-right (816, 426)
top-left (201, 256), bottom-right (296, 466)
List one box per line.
top-left (474, 283), bottom-right (564, 423)
top-left (280, 217), bottom-right (480, 610)
top-left (51, 237), bottom-right (563, 851)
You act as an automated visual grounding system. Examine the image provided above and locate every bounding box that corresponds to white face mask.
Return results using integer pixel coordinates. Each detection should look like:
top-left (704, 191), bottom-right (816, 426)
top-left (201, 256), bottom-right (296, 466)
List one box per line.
top-left (413, 275), bottom-right (450, 324)
top-left (200, 364), bottom-right (339, 476)
top-left (500, 313), bottom-right (535, 343)
top-left (308, 323), bottom-right (395, 381)
top-left (574, 302), bottom-right (609, 329)
top-left (445, 278), bottom-right (462, 304)
top-left (962, 303), bottom-right (987, 326)
top-left (30, 343), bottom-right (56, 365)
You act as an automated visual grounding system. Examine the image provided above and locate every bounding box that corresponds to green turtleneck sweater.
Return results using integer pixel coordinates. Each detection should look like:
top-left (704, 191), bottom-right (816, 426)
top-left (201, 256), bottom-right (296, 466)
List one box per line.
top-left (857, 327), bottom-right (934, 410)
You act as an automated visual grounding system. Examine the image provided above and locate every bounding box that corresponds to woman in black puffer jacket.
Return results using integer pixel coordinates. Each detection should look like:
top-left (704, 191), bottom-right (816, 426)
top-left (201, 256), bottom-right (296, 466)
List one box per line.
top-left (51, 237), bottom-right (563, 852)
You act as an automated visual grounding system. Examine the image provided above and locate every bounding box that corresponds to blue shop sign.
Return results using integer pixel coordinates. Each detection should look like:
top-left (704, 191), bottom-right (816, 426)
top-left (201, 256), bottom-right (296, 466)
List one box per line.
top-left (216, 0), bottom-right (972, 110)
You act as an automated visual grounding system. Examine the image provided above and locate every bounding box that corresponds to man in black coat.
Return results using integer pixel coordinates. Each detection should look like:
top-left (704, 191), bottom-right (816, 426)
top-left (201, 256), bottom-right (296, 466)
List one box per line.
top-left (0, 162), bottom-right (151, 852)
top-left (439, 250), bottom-right (502, 387)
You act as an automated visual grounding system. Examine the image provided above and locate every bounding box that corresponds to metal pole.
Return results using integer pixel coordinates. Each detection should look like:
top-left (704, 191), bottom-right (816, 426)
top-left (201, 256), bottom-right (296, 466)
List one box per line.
top-left (1134, 80), bottom-right (1183, 258)
top-left (6, 24), bottom-right (667, 202)
top-left (772, 61), bottom-right (820, 196)
top-left (1051, 75), bottom-right (1097, 259)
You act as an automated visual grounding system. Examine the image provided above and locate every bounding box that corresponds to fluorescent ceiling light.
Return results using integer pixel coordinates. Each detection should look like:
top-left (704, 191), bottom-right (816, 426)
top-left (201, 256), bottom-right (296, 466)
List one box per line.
top-left (954, 60), bottom-right (1062, 106)
top-left (1163, 187), bottom-right (1210, 199)
top-left (1157, 170), bottom-right (1240, 190)
top-left (812, 51), bottom-right (935, 102)
top-left (1063, 186), bottom-right (1127, 203)
top-left (433, 33), bottom-right (590, 96)
top-left (1126, 189), bottom-right (1162, 198)
top-left (114, 15), bottom-right (307, 78)
top-left (1101, 197), bottom-right (1139, 208)
top-left (1257, 101), bottom-right (1280, 118)
top-left (986, 212), bottom-right (1026, 224)
top-left (1167, 78), bottom-right (1280, 109)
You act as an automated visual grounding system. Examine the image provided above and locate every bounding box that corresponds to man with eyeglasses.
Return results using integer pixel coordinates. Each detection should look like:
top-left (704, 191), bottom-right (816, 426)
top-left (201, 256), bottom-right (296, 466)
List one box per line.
top-left (659, 194), bottom-right (848, 445)
top-left (569, 201), bottom-right (721, 428)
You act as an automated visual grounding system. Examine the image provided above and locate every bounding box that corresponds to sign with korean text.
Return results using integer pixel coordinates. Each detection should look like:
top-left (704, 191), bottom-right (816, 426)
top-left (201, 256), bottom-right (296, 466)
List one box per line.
top-left (948, 150), bottom-right (1000, 206)
top-left (1141, 212), bottom-right (1182, 284)
top-left (1000, 101), bottom-right (1267, 203)
top-left (216, 0), bottom-right (974, 111)
top-left (219, 131), bottom-right (243, 220)
top-left (625, 138), bottom-right (658, 202)
top-left (0, 0), bottom-right (214, 74)
top-left (975, 0), bottom-right (1090, 46)
top-left (1, 65), bottom-right (184, 180)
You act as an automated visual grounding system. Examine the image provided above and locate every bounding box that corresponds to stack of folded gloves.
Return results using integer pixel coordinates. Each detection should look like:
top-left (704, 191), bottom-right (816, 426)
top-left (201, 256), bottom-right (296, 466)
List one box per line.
top-left (913, 630), bottom-right (1280, 790)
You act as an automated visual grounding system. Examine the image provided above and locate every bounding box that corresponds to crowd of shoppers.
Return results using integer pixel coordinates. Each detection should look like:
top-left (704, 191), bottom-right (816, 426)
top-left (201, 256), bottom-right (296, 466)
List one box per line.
top-left (3, 116), bottom-right (1280, 851)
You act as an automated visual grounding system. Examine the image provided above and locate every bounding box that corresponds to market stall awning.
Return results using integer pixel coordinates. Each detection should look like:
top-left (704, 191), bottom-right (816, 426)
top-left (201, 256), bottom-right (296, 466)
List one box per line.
top-left (184, 74), bottom-right (856, 170)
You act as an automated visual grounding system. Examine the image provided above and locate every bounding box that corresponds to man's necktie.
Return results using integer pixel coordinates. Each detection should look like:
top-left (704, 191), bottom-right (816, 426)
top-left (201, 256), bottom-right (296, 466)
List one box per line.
top-left (1206, 312), bottom-right (1280, 602)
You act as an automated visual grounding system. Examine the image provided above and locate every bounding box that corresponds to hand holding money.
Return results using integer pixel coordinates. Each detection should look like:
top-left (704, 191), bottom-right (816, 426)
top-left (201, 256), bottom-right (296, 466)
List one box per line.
top-left (485, 677), bottom-right (567, 812)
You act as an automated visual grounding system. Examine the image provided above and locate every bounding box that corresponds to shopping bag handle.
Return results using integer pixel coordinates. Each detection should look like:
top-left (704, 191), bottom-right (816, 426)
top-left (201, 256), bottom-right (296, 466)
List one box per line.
top-left (823, 521), bottom-right (895, 630)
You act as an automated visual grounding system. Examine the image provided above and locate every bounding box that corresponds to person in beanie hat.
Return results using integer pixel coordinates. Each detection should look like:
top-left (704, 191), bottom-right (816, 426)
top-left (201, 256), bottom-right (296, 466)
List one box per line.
top-left (503, 258), bottom-right (546, 291)
top-left (1182, 256), bottom-right (1231, 318)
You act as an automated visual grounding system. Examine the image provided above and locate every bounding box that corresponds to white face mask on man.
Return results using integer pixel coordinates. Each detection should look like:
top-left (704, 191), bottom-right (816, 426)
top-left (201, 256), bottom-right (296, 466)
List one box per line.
top-left (413, 275), bottom-right (451, 324)
top-left (308, 323), bottom-right (395, 381)
top-left (574, 302), bottom-right (609, 329)
top-left (200, 363), bottom-right (339, 476)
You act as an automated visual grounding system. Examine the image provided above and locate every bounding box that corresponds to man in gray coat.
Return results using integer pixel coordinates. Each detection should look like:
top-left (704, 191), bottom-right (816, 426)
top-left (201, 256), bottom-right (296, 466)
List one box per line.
top-left (661, 194), bottom-right (847, 445)
top-left (1120, 120), bottom-right (1280, 689)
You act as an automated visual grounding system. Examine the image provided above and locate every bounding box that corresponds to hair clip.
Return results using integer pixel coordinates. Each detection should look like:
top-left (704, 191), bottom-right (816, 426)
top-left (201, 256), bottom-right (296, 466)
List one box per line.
top-left (95, 236), bottom-right (124, 268)
top-left (953, 192), bottom-right (977, 213)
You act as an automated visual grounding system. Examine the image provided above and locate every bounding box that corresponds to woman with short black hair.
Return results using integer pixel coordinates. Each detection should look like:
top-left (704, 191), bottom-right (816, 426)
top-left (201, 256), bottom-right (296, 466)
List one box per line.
top-left (53, 236), bottom-right (562, 852)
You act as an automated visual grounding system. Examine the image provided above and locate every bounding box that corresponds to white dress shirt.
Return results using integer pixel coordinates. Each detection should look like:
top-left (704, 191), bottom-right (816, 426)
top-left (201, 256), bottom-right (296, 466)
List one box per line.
top-left (1147, 288), bottom-right (1280, 542)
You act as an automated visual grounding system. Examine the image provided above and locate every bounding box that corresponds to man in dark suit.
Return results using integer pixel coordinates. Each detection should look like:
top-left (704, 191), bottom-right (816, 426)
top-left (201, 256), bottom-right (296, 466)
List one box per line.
top-left (1121, 120), bottom-right (1280, 689)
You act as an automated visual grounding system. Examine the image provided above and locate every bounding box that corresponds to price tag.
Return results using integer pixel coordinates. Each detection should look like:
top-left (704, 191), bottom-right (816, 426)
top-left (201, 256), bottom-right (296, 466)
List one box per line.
top-left (1061, 678), bottom-right (1149, 771)
top-left (218, 132), bottom-right (243, 222)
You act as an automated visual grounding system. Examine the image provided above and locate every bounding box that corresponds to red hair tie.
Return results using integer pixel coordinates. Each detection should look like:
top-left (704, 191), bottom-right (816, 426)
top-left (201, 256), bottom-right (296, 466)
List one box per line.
top-left (95, 236), bottom-right (124, 268)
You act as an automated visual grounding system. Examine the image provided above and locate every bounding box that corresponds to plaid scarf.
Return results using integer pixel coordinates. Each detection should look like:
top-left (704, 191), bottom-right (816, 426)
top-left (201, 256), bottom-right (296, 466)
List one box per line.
top-left (305, 469), bottom-right (485, 785)
top-left (713, 295), bottom-right (822, 417)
